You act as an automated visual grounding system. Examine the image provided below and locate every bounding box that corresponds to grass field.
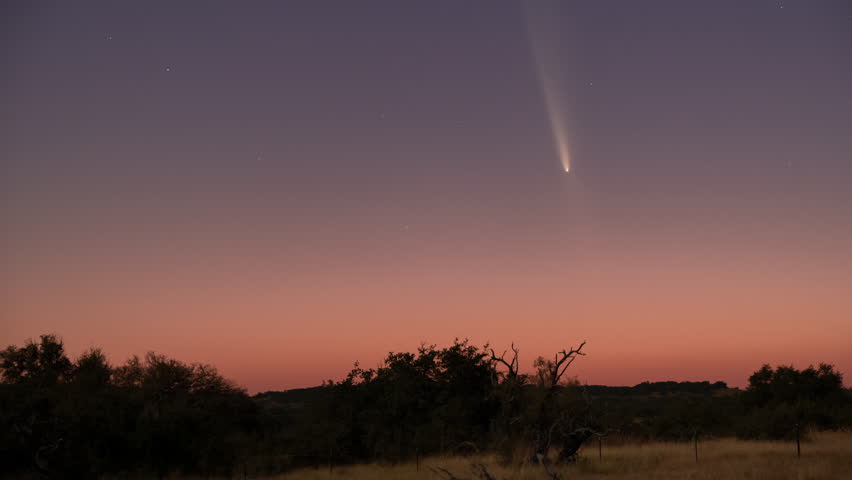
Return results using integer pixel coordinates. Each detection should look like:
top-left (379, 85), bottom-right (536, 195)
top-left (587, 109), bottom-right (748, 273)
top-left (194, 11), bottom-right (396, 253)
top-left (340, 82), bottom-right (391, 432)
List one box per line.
top-left (264, 432), bottom-right (852, 480)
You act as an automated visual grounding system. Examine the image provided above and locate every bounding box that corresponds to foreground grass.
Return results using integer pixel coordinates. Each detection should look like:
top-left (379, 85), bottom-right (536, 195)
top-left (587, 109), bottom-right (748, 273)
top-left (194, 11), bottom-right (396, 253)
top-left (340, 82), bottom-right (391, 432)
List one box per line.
top-left (269, 432), bottom-right (852, 480)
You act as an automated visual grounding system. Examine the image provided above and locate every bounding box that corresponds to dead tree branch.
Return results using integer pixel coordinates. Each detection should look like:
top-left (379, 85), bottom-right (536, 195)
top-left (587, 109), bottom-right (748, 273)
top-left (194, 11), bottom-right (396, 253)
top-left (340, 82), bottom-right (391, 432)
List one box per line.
top-left (490, 343), bottom-right (519, 380)
top-left (471, 463), bottom-right (499, 480)
top-left (536, 453), bottom-right (561, 480)
top-left (429, 466), bottom-right (466, 480)
top-left (548, 341), bottom-right (586, 387)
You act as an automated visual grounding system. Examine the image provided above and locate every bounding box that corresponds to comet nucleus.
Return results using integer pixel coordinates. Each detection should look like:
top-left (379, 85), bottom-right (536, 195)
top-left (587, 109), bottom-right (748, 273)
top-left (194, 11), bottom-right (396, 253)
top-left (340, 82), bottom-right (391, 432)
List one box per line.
top-left (525, 1), bottom-right (574, 174)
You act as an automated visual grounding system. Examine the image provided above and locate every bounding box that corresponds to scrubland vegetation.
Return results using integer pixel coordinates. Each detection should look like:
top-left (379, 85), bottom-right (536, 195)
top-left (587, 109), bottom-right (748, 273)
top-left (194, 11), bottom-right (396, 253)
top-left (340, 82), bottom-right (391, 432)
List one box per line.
top-left (91, 433), bottom-right (852, 479)
top-left (2, 335), bottom-right (851, 479)
top-left (274, 432), bottom-right (852, 480)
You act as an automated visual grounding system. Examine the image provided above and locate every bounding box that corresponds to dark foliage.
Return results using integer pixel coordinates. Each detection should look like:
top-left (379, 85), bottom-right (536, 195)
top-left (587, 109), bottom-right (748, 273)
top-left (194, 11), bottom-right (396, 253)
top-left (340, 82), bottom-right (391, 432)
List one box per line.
top-left (1, 335), bottom-right (849, 478)
top-left (0, 335), bottom-right (257, 479)
top-left (737, 363), bottom-right (848, 439)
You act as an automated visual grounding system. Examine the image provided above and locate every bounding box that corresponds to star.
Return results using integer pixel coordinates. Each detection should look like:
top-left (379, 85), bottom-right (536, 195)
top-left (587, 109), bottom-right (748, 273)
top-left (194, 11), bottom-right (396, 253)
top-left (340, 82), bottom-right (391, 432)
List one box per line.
top-left (164, 66), bottom-right (172, 72)
top-left (105, 33), bottom-right (113, 41)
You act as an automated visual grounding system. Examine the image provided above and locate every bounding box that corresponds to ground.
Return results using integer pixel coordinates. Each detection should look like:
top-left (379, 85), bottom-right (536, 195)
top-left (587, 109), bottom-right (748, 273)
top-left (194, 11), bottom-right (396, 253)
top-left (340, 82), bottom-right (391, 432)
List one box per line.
top-left (98, 431), bottom-right (852, 479)
top-left (271, 432), bottom-right (852, 480)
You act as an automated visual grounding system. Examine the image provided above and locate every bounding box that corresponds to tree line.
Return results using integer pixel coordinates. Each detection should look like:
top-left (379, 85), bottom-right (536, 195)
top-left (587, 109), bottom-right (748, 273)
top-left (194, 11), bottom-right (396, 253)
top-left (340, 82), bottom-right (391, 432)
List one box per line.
top-left (1, 334), bottom-right (850, 479)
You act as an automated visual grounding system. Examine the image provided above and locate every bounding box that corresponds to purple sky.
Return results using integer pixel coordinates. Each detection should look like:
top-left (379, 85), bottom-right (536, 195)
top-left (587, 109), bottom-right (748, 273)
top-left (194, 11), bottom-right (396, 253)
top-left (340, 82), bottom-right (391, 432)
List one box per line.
top-left (3, 1), bottom-right (851, 392)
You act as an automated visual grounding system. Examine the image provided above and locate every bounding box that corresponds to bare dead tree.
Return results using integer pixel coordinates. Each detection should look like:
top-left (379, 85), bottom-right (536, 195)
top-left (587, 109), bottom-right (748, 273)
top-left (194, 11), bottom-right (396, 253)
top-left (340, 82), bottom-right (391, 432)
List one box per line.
top-left (489, 343), bottom-right (525, 464)
top-left (545, 342), bottom-right (586, 389)
top-left (490, 341), bottom-right (591, 467)
top-left (528, 342), bottom-right (588, 463)
top-left (490, 343), bottom-right (519, 381)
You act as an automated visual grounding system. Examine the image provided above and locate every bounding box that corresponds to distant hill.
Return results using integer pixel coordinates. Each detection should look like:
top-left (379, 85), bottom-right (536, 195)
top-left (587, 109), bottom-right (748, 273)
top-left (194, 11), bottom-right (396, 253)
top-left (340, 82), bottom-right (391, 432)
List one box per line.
top-left (585, 380), bottom-right (733, 396)
top-left (254, 380), bottom-right (735, 412)
top-left (255, 386), bottom-right (326, 405)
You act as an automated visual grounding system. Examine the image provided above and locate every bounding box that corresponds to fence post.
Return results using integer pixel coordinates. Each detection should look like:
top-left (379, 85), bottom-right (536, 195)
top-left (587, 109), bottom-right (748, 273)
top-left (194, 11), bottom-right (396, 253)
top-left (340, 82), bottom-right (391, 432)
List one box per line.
top-left (598, 435), bottom-right (602, 461)
top-left (796, 423), bottom-right (801, 458)
top-left (693, 431), bottom-right (698, 464)
top-left (416, 448), bottom-right (420, 472)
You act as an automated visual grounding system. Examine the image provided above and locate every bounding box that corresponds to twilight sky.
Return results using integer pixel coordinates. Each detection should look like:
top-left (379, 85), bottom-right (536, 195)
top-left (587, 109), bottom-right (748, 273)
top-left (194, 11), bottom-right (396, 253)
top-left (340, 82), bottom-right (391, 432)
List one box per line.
top-left (2, 1), bottom-right (851, 392)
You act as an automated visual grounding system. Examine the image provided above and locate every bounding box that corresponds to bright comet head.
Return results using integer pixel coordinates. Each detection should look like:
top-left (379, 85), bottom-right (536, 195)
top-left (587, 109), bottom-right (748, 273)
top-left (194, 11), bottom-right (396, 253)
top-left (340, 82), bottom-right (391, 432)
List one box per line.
top-left (526, 0), bottom-right (575, 175)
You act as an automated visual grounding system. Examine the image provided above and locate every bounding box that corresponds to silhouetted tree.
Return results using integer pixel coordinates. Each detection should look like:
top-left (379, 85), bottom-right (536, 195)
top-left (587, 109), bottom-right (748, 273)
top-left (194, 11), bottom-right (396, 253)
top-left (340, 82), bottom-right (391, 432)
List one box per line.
top-left (489, 342), bottom-right (597, 465)
top-left (0, 335), bottom-right (258, 479)
top-left (4, 333), bottom-right (847, 478)
top-left (738, 363), bottom-right (846, 439)
top-left (318, 339), bottom-right (496, 461)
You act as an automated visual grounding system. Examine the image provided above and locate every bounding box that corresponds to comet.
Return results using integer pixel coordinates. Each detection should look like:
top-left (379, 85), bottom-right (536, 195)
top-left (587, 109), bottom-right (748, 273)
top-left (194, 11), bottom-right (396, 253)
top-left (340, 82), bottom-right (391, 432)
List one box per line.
top-left (540, 79), bottom-right (573, 173)
top-left (525, 1), bottom-right (573, 173)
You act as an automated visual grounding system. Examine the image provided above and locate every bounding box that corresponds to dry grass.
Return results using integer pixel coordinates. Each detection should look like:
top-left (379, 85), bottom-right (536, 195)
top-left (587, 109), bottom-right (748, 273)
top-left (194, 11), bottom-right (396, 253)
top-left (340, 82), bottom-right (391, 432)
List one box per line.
top-left (262, 432), bottom-right (852, 480)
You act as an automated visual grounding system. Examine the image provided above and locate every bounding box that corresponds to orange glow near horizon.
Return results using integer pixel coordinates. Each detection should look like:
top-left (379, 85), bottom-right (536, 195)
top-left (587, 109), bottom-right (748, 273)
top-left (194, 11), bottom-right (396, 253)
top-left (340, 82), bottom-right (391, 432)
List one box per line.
top-left (3, 1), bottom-right (851, 394)
top-left (4, 203), bottom-right (851, 392)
